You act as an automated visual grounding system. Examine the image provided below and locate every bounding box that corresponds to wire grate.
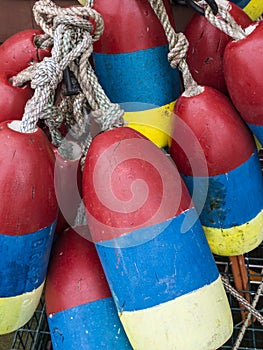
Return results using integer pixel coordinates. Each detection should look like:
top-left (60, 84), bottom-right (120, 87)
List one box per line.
top-left (8, 244), bottom-right (263, 350)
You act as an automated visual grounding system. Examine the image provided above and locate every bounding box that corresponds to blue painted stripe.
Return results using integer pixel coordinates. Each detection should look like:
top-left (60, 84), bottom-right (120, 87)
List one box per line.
top-left (0, 222), bottom-right (56, 297)
top-left (93, 45), bottom-right (181, 108)
top-left (182, 151), bottom-right (263, 228)
top-left (230, 0), bottom-right (250, 8)
top-left (248, 123), bottom-right (263, 146)
top-left (48, 297), bottom-right (132, 350)
top-left (95, 209), bottom-right (219, 312)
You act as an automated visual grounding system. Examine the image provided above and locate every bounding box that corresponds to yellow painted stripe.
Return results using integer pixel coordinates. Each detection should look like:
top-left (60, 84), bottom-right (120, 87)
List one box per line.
top-left (0, 282), bottom-right (44, 335)
top-left (244, 0), bottom-right (263, 20)
top-left (120, 276), bottom-right (233, 350)
top-left (204, 209), bottom-right (263, 256)
top-left (124, 101), bottom-right (176, 148)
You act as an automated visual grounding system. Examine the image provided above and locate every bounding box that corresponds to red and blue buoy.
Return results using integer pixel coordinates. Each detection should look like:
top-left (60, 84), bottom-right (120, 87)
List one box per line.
top-left (229, 0), bottom-right (263, 20)
top-left (0, 120), bottom-right (57, 334)
top-left (82, 126), bottom-right (232, 349)
top-left (170, 86), bottom-right (263, 256)
top-left (45, 227), bottom-right (132, 349)
top-left (92, 0), bottom-right (181, 147)
top-left (224, 21), bottom-right (263, 146)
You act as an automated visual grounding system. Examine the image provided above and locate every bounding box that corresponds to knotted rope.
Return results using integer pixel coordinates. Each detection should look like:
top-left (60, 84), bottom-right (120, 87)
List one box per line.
top-left (147, 0), bottom-right (203, 96)
top-left (201, 0), bottom-right (247, 40)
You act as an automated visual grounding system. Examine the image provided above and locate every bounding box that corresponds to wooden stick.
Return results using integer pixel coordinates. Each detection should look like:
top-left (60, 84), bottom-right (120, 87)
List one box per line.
top-left (230, 255), bottom-right (251, 323)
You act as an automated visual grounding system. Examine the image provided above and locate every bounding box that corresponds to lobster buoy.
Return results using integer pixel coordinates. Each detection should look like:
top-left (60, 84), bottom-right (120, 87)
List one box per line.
top-left (0, 70), bottom-right (33, 123)
top-left (223, 21), bottom-right (263, 145)
top-left (0, 29), bottom-right (51, 73)
top-left (230, 0), bottom-right (263, 20)
top-left (92, 0), bottom-right (181, 147)
top-left (82, 126), bottom-right (233, 349)
top-left (170, 86), bottom-right (263, 256)
top-left (184, 1), bottom-right (252, 95)
top-left (0, 120), bottom-right (57, 334)
top-left (45, 227), bottom-right (132, 349)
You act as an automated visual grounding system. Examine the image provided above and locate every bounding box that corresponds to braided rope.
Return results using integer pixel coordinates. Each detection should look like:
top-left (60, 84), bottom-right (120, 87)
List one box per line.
top-left (33, 0), bottom-right (104, 42)
top-left (20, 23), bottom-right (91, 133)
top-left (147, 0), bottom-right (202, 96)
top-left (204, 1), bottom-right (246, 40)
top-left (221, 276), bottom-right (263, 325)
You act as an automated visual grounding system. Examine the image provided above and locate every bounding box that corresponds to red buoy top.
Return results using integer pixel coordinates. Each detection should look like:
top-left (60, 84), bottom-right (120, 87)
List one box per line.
top-left (184, 2), bottom-right (252, 94)
top-left (83, 127), bottom-right (192, 242)
top-left (0, 120), bottom-right (57, 235)
top-left (223, 21), bottom-right (263, 125)
top-left (93, 0), bottom-right (175, 54)
top-left (170, 87), bottom-right (255, 176)
top-left (45, 227), bottom-right (111, 315)
top-left (0, 29), bottom-right (51, 73)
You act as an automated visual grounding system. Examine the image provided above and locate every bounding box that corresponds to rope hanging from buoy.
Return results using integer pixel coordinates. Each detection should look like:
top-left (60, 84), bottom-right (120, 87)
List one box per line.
top-left (11, 0), bottom-right (124, 165)
top-left (147, 0), bottom-right (203, 96)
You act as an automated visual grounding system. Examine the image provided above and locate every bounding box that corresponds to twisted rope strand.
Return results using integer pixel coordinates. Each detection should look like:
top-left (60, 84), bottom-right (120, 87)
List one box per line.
top-left (221, 276), bottom-right (263, 326)
top-left (147, 0), bottom-right (202, 96)
top-left (204, 2), bottom-right (246, 40)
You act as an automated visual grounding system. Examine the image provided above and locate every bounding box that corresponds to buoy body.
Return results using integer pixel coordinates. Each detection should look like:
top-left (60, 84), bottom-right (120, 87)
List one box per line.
top-left (92, 0), bottom-right (181, 147)
top-left (83, 127), bottom-right (233, 349)
top-left (45, 227), bottom-right (132, 349)
top-left (230, 0), bottom-right (263, 20)
top-left (224, 21), bottom-right (263, 145)
top-left (0, 120), bottom-right (57, 334)
top-left (184, 2), bottom-right (252, 95)
top-left (0, 71), bottom-right (33, 123)
top-left (0, 29), bottom-right (51, 73)
top-left (170, 86), bottom-right (263, 256)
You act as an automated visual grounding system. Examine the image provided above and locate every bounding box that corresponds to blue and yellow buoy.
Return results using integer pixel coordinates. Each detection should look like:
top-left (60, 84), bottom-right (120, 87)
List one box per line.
top-left (171, 86), bottom-right (263, 256)
top-left (82, 126), bottom-right (233, 349)
top-left (0, 120), bottom-right (57, 334)
top-left (230, 0), bottom-right (263, 20)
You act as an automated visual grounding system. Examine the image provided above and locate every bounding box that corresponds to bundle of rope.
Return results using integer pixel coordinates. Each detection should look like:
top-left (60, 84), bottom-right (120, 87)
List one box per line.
top-left (11, 0), bottom-right (124, 165)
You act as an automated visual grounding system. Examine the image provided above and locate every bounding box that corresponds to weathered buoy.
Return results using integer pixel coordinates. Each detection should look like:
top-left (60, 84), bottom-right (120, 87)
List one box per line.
top-left (0, 120), bottom-right (57, 334)
top-left (92, 0), bottom-right (181, 147)
top-left (0, 29), bottom-right (51, 73)
top-left (82, 126), bottom-right (233, 349)
top-left (230, 0), bottom-right (263, 20)
top-left (0, 70), bottom-right (33, 123)
top-left (45, 227), bottom-right (132, 349)
top-left (184, 1), bottom-right (252, 95)
top-left (170, 86), bottom-right (263, 256)
top-left (224, 21), bottom-right (263, 145)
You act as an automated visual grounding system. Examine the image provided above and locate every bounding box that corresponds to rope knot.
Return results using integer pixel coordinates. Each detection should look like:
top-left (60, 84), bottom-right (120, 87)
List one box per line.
top-left (168, 32), bottom-right (189, 69)
top-left (31, 56), bottom-right (63, 90)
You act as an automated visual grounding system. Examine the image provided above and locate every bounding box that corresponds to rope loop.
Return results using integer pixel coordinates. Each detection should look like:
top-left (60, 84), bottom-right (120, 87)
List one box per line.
top-left (31, 56), bottom-right (63, 90)
top-left (168, 32), bottom-right (189, 69)
top-left (92, 103), bottom-right (125, 132)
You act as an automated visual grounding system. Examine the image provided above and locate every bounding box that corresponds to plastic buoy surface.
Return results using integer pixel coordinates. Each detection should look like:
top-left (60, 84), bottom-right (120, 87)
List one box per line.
top-left (224, 21), bottom-right (263, 145)
top-left (82, 126), bottom-right (233, 349)
top-left (0, 29), bottom-right (51, 73)
top-left (46, 227), bottom-right (132, 349)
top-left (0, 120), bottom-right (57, 334)
top-left (170, 87), bottom-right (263, 256)
top-left (92, 0), bottom-right (181, 147)
top-left (184, 2), bottom-right (252, 95)
top-left (0, 70), bottom-right (33, 123)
